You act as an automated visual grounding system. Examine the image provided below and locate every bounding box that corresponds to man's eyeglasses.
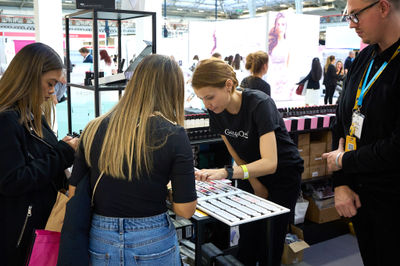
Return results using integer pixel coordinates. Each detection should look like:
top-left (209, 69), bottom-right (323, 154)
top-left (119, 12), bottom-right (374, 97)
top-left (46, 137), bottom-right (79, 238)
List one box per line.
top-left (344, 0), bottom-right (380, 24)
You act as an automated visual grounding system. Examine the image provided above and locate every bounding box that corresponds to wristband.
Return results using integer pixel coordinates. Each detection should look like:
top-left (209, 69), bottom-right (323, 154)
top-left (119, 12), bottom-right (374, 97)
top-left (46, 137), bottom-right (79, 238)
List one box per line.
top-left (335, 152), bottom-right (343, 168)
top-left (240, 164), bottom-right (249, 179)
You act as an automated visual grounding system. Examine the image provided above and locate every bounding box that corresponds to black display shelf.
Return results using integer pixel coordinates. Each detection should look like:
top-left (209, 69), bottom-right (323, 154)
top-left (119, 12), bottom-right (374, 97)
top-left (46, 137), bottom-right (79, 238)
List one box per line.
top-left (296, 218), bottom-right (350, 245)
top-left (301, 174), bottom-right (332, 184)
top-left (65, 8), bottom-right (156, 133)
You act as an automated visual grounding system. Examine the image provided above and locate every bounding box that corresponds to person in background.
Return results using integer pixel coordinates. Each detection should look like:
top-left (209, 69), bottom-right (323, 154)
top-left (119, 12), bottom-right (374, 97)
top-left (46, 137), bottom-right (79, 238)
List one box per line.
top-left (240, 51), bottom-right (271, 96)
top-left (232, 53), bottom-right (246, 83)
top-left (323, 0), bottom-right (400, 265)
top-left (344, 50), bottom-right (355, 74)
top-left (0, 42), bottom-right (78, 265)
top-left (298, 57), bottom-right (323, 106)
top-left (189, 55), bottom-right (199, 72)
top-left (211, 52), bottom-right (222, 59)
top-left (68, 55), bottom-right (197, 265)
top-left (79, 47), bottom-right (93, 63)
top-left (192, 58), bottom-right (302, 266)
top-left (227, 55), bottom-right (234, 66)
top-left (336, 60), bottom-right (345, 78)
top-left (99, 49), bottom-right (114, 76)
top-left (323, 55), bottom-right (338, 104)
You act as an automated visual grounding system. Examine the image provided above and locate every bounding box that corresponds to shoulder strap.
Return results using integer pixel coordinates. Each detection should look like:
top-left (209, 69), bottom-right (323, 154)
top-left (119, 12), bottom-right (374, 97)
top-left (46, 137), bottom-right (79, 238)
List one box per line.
top-left (91, 171), bottom-right (104, 207)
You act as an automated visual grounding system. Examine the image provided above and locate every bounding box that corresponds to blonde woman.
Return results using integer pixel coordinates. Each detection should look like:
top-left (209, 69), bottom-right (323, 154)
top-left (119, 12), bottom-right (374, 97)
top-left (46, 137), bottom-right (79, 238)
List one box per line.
top-left (68, 54), bottom-right (197, 265)
top-left (192, 59), bottom-right (302, 266)
top-left (0, 43), bottom-right (78, 265)
top-left (323, 55), bottom-right (338, 104)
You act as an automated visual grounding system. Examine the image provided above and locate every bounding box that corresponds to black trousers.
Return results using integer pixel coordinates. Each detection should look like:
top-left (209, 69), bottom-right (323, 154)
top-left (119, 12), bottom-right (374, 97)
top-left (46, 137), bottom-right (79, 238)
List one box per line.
top-left (237, 168), bottom-right (301, 266)
top-left (324, 84), bottom-right (336, 104)
top-left (351, 188), bottom-right (400, 266)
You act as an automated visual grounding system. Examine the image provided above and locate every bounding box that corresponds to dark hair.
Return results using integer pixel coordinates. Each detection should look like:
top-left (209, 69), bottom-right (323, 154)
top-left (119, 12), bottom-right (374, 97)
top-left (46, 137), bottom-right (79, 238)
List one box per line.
top-left (79, 47), bottom-right (90, 54)
top-left (227, 55), bottom-right (233, 66)
top-left (245, 51), bottom-right (269, 75)
top-left (268, 12), bottom-right (286, 55)
top-left (100, 49), bottom-right (112, 65)
top-left (193, 55), bottom-right (199, 61)
top-left (311, 57), bottom-right (322, 81)
top-left (212, 52), bottom-right (221, 58)
top-left (232, 54), bottom-right (241, 70)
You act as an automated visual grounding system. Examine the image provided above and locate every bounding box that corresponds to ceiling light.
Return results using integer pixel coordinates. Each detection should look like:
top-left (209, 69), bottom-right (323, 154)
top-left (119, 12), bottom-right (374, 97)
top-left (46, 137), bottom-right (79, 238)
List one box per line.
top-left (177, 8), bottom-right (183, 11)
top-left (280, 4), bottom-right (287, 8)
top-left (198, 10), bottom-right (204, 13)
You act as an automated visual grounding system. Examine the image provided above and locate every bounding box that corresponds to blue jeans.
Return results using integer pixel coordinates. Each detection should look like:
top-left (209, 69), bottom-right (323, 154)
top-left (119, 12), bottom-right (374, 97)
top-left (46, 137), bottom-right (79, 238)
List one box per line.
top-left (89, 212), bottom-right (181, 266)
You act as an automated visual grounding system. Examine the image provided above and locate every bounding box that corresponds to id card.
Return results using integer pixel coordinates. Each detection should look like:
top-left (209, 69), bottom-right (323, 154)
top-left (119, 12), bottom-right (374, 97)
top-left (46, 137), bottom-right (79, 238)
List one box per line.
top-left (345, 135), bottom-right (357, 151)
top-left (351, 111), bottom-right (365, 139)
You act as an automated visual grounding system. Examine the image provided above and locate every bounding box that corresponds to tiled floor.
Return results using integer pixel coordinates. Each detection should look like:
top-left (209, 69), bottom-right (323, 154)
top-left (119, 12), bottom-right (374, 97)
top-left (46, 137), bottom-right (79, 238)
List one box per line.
top-left (288, 234), bottom-right (363, 266)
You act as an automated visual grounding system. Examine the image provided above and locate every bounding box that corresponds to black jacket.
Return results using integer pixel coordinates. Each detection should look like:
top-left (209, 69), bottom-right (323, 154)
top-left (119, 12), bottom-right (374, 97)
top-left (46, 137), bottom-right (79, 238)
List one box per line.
top-left (299, 71), bottom-right (320, 90)
top-left (0, 110), bottom-right (75, 266)
top-left (323, 64), bottom-right (338, 87)
top-left (331, 38), bottom-right (400, 196)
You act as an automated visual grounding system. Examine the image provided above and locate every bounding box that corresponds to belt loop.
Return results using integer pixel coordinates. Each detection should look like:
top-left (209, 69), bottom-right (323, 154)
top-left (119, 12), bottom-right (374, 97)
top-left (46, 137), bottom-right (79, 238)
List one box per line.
top-left (119, 218), bottom-right (124, 234)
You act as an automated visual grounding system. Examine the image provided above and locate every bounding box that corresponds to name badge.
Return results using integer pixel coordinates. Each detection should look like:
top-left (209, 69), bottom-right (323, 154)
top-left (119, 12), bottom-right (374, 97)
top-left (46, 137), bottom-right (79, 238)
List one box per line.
top-left (345, 135), bottom-right (357, 151)
top-left (351, 111), bottom-right (365, 139)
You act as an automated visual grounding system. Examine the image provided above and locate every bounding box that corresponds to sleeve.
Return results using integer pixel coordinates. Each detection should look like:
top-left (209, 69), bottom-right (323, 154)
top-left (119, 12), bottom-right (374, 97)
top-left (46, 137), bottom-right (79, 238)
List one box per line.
top-left (253, 98), bottom-right (280, 137)
top-left (0, 114), bottom-right (75, 196)
top-left (69, 141), bottom-right (90, 186)
top-left (299, 72), bottom-right (311, 84)
top-left (169, 127), bottom-right (197, 203)
top-left (341, 110), bottom-right (400, 175)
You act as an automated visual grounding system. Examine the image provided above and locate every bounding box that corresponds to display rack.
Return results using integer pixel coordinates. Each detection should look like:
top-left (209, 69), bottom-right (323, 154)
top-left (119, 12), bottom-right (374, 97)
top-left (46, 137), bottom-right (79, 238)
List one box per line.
top-left (65, 8), bottom-right (156, 133)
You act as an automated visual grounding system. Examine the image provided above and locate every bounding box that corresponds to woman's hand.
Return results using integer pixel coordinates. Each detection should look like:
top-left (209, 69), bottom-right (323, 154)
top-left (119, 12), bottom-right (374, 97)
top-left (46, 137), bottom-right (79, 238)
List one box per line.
top-left (62, 136), bottom-right (79, 151)
top-left (195, 168), bottom-right (227, 182)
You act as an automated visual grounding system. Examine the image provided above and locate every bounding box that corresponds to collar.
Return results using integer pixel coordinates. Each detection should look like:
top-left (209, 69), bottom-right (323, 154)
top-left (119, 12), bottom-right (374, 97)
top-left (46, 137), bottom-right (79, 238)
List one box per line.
top-left (372, 37), bottom-right (400, 62)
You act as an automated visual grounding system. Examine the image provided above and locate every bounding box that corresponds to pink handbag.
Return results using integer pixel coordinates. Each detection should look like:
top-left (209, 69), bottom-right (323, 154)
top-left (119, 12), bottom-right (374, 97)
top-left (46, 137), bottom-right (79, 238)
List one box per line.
top-left (27, 230), bottom-right (61, 266)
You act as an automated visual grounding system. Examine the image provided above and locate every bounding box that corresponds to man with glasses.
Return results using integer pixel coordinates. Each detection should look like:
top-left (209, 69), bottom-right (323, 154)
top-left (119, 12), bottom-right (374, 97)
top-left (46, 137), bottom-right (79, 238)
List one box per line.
top-left (322, 0), bottom-right (400, 265)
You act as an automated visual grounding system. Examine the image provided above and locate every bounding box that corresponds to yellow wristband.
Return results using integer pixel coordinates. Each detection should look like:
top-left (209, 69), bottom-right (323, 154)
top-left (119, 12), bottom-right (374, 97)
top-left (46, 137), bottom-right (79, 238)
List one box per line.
top-left (240, 164), bottom-right (249, 179)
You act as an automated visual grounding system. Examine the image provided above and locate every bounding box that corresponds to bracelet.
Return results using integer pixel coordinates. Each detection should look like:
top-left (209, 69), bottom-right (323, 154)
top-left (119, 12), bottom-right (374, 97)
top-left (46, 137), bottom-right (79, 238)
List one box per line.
top-left (335, 152), bottom-right (343, 168)
top-left (240, 164), bottom-right (249, 179)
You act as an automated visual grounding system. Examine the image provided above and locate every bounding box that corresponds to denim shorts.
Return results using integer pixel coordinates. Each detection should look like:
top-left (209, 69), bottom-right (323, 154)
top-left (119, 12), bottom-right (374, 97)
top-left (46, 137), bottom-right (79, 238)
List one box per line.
top-left (89, 212), bottom-right (181, 266)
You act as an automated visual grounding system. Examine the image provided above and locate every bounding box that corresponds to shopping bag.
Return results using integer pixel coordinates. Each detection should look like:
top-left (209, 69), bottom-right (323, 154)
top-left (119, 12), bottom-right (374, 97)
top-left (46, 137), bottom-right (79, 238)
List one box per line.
top-left (295, 84), bottom-right (304, 95)
top-left (45, 191), bottom-right (69, 232)
top-left (27, 230), bottom-right (61, 266)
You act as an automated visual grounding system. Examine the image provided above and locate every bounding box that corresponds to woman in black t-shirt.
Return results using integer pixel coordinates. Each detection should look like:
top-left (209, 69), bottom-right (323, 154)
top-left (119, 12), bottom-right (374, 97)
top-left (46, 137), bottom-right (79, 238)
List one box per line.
top-left (192, 58), bottom-right (303, 266)
top-left (68, 55), bottom-right (197, 265)
top-left (240, 51), bottom-right (271, 96)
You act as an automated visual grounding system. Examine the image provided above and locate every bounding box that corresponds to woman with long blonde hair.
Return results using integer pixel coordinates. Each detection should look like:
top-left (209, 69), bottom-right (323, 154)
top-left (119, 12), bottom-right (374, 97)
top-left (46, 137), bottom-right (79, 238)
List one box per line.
top-left (68, 54), bottom-right (197, 265)
top-left (0, 42), bottom-right (78, 265)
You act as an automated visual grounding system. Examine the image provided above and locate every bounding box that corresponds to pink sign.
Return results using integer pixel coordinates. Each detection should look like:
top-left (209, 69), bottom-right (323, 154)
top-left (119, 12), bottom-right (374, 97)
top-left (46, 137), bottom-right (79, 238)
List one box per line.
top-left (13, 40), bottom-right (35, 54)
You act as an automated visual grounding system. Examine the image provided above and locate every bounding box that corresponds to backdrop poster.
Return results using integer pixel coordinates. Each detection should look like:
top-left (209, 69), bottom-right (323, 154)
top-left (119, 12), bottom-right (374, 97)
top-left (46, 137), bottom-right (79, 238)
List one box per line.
top-left (266, 11), bottom-right (320, 101)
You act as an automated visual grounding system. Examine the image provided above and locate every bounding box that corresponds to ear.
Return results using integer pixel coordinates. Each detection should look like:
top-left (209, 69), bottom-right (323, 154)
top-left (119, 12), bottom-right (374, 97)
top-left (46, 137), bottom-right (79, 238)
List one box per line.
top-left (225, 79), bottom-right (233, 90)
top-left (379, 0), bottom-right (391, 17)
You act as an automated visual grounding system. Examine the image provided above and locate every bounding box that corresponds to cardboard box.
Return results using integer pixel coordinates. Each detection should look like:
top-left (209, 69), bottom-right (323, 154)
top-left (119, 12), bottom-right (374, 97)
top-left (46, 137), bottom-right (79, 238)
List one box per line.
top-left (298, 145), bottom-right (310, 157)
top-left (310, 142), bottom-right (326, 155)
top-left (302, 155), bottom-right (310, 168)
top-left (298, 133), bottom-right (310, 146)
top-left (305, 196), bottom-right (340, 224)
top-left (310, 154), bottom-right (324, 166)
top-left (281, 225), bottom-right (310, 265)
top-left (310, 164), bottom-right (326, 178)
top-left (301, 167), bottom-right (310, 180)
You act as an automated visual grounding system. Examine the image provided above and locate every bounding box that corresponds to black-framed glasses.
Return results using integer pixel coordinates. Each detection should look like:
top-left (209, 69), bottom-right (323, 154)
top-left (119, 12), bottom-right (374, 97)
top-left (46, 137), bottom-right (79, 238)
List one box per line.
top-left (344, 0), bottom-right (380, 24)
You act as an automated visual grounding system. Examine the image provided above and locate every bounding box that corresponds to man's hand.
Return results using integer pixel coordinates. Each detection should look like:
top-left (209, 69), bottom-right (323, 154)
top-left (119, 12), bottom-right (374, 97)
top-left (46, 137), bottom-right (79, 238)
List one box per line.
top-left (322, 138), bottom-right (345, 172)
top-left (334, 185), bottom-right (361, 218)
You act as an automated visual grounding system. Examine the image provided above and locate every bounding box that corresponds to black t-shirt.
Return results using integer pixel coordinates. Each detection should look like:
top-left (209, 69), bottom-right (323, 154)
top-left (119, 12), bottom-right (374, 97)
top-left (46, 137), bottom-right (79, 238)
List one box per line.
top-left (209, 90), bottom-right (303, 192)
top-left (69, 116), bottom-right (197, 218)
top-left (240, 76), bottom-right (271, 96)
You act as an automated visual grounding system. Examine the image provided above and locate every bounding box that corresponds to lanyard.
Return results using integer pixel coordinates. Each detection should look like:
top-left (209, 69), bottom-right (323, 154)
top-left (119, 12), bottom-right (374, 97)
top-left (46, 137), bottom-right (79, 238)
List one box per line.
top-left (353, 45), bottom-right (400, 111)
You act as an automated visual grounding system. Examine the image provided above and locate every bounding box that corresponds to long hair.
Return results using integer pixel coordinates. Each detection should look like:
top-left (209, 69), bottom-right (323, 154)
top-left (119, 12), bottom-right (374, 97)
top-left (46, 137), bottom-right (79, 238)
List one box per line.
top-left (81, 54), bottom-right (185, 180)
top-left (245, 51), bottom-right (269, 75)
top-left (191, 58), bottom-right (238, 93)
top-left (0, 42), bottom-right (63, 137)
top-left (232, 54), bottom-right (241, 70)
top-left (311, 57), bottom-right (322, 81)
top-left (324, 55), bottom-right (335, 73)
top-left (100, 49), bottom-right (112, 65)
top-left (268, 12), bottom-right (286, 55)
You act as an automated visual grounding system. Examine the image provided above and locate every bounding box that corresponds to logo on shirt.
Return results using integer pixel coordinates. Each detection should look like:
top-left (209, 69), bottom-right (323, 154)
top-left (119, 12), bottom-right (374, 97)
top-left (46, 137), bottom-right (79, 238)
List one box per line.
top-left (224, 129), bottom-right (248, 139)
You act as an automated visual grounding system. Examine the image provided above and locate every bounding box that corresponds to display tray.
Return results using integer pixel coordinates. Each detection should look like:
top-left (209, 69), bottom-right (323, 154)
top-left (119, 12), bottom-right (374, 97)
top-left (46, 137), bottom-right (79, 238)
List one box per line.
top-left (195, 180), bottom-right (290, 226)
